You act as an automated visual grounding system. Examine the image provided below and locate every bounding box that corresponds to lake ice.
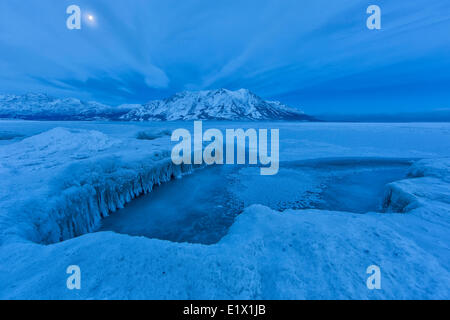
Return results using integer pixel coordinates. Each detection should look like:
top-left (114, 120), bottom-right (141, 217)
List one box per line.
top-left (0, 120), bottom-right (449, 299)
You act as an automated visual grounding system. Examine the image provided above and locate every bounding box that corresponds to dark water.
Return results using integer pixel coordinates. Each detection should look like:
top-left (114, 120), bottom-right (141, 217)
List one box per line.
top-left (98, 158), bottom-right (410, 244)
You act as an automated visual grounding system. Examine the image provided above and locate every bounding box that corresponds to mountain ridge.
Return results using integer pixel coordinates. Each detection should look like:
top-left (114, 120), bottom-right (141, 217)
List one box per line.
top-left (122, 88), bottom-right (315, 121)
top-left (0, 93), bottom-right (127, 120)
top-left (0, 89), bottom-right (315, 121)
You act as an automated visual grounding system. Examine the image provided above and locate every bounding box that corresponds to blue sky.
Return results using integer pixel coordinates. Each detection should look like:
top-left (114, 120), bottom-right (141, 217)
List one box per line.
top-left (0, 0), bottom-right (449, 114)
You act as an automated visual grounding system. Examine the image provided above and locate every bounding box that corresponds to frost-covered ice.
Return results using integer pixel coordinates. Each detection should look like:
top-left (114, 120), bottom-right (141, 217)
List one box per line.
top-left (0, 121), bottom-right (449, 299)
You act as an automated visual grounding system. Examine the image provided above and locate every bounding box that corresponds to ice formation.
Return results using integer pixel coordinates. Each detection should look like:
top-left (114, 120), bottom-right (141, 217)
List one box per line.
top-left (0, 128), bottom-right (198, 244)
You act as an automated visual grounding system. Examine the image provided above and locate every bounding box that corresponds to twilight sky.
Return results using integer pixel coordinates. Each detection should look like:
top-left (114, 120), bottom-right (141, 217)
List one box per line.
top-left (0, 0), bottom-right (449, 114)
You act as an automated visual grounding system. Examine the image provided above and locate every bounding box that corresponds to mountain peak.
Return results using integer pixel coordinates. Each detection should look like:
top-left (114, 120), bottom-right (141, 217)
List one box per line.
top-left (123, 88), bottom-right (314, 121)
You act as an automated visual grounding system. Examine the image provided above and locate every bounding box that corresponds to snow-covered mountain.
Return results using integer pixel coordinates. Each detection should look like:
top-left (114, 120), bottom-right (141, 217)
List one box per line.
top-left (121, 89), bottom-right (315, 121)
top-left (0, 89), bottom-right (315, 121)
top-left (0, 93), bottom-right (128, 120)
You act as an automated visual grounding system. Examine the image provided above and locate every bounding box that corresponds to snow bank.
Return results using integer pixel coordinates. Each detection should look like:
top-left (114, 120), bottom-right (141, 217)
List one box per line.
top-left (382, 158), bottom-right (450, 213)
top-left (408, 158), bottom-right (450, 182)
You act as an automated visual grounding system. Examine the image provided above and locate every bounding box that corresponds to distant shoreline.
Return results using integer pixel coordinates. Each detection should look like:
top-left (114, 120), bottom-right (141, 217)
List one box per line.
top-left (1, 118), bottom-right (450, 123)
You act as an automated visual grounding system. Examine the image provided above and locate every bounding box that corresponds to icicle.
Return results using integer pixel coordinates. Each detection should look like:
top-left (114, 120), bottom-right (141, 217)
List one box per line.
top-left (17, 158), bottom-right (202, 244)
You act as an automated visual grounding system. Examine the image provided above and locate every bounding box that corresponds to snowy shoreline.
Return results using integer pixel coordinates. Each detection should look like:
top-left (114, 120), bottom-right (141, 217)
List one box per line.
top-left (0, 121), bottom-right (449, 299)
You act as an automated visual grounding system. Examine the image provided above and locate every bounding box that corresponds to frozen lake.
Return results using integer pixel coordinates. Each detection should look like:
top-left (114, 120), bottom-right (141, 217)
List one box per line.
top-left (98, 158), bottom-right (411, 244)
top-left (1, 120), bottom-right (449, 299)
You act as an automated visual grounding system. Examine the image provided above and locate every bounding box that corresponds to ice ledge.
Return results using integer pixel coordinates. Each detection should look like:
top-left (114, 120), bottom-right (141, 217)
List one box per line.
top-left (0, 128), bottom-right (199, 245)
top-left (382, 158), bottom-right (450, 213)
top-left (2, 156), bottom-right (198, 245)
